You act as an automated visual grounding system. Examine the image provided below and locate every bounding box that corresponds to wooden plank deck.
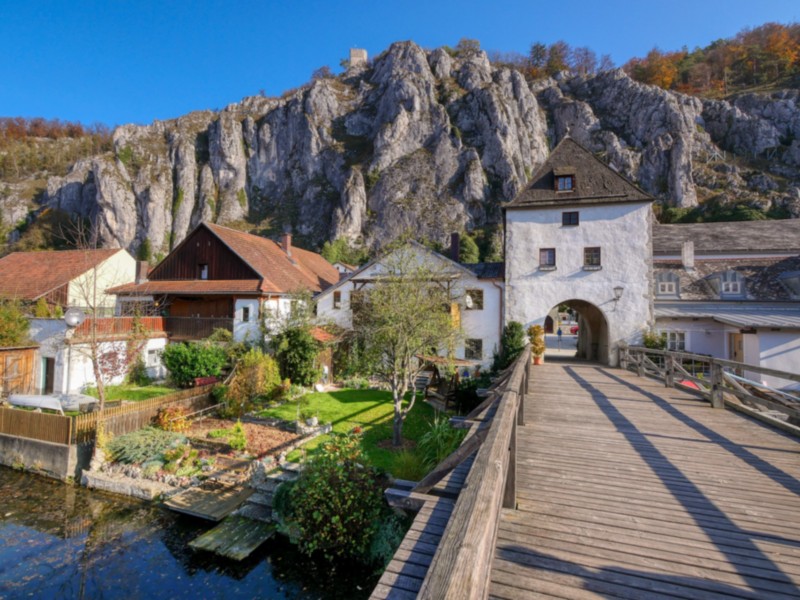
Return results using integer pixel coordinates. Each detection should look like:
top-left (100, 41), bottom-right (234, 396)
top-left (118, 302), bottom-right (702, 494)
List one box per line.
top-left (189, 515), bottom-right (275, 559)
top-left (490, 362), bottom-right (800, 599)
top-left (164, 480), bottom-right (253, 521)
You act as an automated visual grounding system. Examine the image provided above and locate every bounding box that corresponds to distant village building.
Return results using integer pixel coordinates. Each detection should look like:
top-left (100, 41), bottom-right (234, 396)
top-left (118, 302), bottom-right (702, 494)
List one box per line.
top-left (316, 241), bottom-right (503, 368)
top-left (349, 48), bottom-right (368, 68)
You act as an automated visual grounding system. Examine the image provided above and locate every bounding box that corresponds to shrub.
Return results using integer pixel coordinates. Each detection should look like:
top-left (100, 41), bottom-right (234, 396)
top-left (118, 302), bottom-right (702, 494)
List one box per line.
top-left (278, 431), bottom-right (384, 561)
top-left (225, 348), bottom-right (281, 417)
top-left (527, 324), bottom-right (545, 357)
top-left (154, 406), bottom-right (189, 432)
top-left (33, 297), bottom-right (52, 317)
top-left (273, 327), bottom-right (320, 386)
top-left (163, 444), bottom-right (199, 474)
top-left (643, 328), bottom-right (667, 350)
top-left (161, 342), bottom-right (228, 388)
top-left (126, 356), bottom-right (151, 386)
top-left (453, 372), bottom-right (492, 414)
top-left (418, 415), bottom-right (466, 469)
top-left (366, 513), bottom-right (410, 568)
top-left (229, 420), bottom-right (247, 451)
top-left (106, 427), bottom-right (186, 465)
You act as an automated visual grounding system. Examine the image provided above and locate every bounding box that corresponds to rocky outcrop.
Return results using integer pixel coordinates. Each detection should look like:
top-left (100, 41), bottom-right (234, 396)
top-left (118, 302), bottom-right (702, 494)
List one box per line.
top-left (16, 41), bottom-right (800, 254)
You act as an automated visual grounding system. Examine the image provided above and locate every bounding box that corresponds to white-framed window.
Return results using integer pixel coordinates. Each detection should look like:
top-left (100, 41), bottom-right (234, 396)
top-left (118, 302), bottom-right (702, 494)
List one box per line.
top-left (658, 281), bottom-right (676, 294)
top-left (583, 247), bottom-right (601, 269)
top-left (465, 289), bottom-right (483, 310)
top-left (333, 291), bottom-right (342, 309)
top-left (555, 175), bottom-right (574, 191)
top-left (146, 348), bottom-right (162, 367)
top-left (242, 306), bottom-right (250, 322)
top-left (667, 331), bottom-right (685, 351)
top-left (465, 338), bottom-right (483, 360)
top-left (721, 281), bottom-right (741, 294)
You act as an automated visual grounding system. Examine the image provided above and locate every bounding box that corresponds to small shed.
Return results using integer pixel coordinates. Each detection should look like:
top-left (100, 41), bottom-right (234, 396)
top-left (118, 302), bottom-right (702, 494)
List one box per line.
top-left (0, 346), bottom-right (37, 398)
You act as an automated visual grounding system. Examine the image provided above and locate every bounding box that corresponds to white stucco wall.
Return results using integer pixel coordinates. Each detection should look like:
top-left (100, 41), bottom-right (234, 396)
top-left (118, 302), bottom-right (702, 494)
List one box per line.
top-left (505, 201), bottom-right (653, 365)
top-left (68, 250), bottom-right (137, 310)
top-left (234, 298), bottom-right (261, 343)
top-left (315, 246), bottom-right (503, 368)
top-left (758, 331), bottom-right (800, 389)
top-left (655, 318), bottom-right (727, 357)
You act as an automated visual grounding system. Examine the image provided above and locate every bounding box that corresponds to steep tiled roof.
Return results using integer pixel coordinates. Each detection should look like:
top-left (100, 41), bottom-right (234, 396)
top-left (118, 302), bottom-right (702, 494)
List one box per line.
top-left (654, 220), bottom-right (800, 255)
top-left (0, 248), bottom-right (121, 301)
top-left (653, 256), bottom-right (800, 301)
top-left (505, 137), bottom-right (653, 209)
top-left (205, 223), bottom-right (339, 293)
top-left (460, 262), bottom-right (505, 279)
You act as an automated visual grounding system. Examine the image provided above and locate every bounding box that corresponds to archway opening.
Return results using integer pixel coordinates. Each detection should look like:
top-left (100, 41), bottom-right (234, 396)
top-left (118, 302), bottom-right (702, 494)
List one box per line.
top-left (543, 299), bottom-right (610, 363)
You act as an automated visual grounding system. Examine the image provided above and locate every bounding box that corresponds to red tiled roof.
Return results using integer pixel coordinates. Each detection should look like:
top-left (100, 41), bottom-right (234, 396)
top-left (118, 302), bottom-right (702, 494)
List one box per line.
top-left (205, 223), bottom-right (340, 294)
top-left (109, 279), bottom-right (264, 295)
top-left (0, 248), bottom-right (121, 301)
top-left (310, 326), bottom-right (340, 343)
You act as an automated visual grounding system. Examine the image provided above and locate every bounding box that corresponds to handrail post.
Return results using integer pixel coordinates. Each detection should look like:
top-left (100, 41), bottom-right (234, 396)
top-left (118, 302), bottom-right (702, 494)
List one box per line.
top-left (710, 360), bottom-right (724, 408)
top-left (620, 344), bottom-right (628, 370)
top-left (637, 350), bottom-right (644, 377)
top-left (665, 353), bottom-right (674, 388)
top-left (504, 398), bottom-right (517, 509)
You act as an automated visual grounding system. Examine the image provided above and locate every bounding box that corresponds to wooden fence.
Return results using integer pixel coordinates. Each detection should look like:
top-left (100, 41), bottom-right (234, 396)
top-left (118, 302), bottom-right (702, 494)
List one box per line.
top-left (0, 407), bottom-right (72, 445)
top-left (72, 384), bottom-right (216, 442)
top-left (620, 344), bottom-right (800, 425)
top-left (0, 384), bottom-right (216, 446)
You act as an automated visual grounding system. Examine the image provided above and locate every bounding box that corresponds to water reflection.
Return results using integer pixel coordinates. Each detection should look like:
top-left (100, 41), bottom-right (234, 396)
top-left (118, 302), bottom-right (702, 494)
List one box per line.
top-left (0, 468), bottom-right (376, 599)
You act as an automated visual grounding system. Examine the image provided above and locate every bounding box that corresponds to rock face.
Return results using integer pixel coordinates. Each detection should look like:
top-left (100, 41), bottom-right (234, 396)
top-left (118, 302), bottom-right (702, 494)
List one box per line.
top-left (31, 42), bottom-right (800, 254)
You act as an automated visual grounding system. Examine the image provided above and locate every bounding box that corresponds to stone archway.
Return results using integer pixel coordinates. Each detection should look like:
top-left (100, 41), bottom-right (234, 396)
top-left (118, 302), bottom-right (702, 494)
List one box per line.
top-left (544, 299), bottom-right (610, 363)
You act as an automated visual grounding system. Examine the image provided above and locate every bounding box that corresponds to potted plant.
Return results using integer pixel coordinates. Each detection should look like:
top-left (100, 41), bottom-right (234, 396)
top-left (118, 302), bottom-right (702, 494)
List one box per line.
top-left (528, 325), bottom-right (546, 365)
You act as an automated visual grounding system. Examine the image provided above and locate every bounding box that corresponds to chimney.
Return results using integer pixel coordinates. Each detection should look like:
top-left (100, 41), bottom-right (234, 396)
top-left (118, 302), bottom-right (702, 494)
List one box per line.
top-left (135, 261), bottom-right (149, 284)
top-left (281, 231), bottom-right (292, 257)
top-left (681, 240), bottom-right (694, 270)
top-left (450, 232), bottom-right (460, 262)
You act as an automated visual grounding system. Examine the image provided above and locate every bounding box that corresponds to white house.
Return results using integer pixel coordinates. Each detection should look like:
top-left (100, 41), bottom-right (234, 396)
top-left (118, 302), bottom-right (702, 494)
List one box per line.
top-left (503, 137), bottom-right (654, 366)
top-left (0, 248), bottom-right (139, 394)
top-left (316, 241), bottom-right (504, 369)
top-left (652, 220), bottom-right (800, 389)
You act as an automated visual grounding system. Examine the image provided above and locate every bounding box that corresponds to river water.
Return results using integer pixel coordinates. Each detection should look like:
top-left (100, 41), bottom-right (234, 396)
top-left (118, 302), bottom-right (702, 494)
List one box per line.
top-left (0, 468), bottom-right (377, 599)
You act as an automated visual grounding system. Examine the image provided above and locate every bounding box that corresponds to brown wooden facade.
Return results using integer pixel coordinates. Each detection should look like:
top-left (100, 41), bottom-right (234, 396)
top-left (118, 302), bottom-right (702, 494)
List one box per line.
top-left (149, 227), bottom-right (258, 281)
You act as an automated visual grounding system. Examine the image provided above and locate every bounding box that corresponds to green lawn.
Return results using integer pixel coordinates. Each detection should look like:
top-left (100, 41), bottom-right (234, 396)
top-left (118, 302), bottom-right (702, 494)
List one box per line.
top-left (256, 389), bottom-right (436, 472)
top-left (84, 384), bottom-right (176, 402)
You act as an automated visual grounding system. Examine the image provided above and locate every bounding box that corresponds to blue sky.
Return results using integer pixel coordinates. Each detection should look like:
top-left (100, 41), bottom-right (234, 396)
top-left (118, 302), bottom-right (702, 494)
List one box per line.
top-left (1, 0), bottom-right (797, 127)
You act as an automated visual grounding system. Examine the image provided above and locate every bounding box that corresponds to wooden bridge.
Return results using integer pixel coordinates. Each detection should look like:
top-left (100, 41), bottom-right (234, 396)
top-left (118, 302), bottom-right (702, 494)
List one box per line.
top-left (372, 347), bottom-right (800, 599)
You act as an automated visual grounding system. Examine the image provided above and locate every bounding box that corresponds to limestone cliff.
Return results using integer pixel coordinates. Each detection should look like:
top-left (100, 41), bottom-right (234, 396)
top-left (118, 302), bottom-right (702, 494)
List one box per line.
top-left (25, 41), bottom-right (800, 254)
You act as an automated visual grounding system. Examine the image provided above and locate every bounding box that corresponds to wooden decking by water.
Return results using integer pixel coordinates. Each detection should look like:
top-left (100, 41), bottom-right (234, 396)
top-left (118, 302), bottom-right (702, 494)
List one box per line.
top-left (189, 515), bottom-right (275, 560)
top-left (490, 362), bottom-right (800, 599)
top-left (164, 480), bottom-right (253, 521)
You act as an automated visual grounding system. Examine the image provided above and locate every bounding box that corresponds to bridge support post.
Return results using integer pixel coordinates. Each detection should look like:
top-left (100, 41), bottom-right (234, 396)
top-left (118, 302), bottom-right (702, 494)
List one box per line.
top-left (710, 361), bottom-right (724, 408)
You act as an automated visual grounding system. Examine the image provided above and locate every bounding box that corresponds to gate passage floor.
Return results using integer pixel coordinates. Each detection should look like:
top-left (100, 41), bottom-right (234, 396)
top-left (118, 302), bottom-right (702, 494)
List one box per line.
top-left (490, 363), bottom-right (800, 599)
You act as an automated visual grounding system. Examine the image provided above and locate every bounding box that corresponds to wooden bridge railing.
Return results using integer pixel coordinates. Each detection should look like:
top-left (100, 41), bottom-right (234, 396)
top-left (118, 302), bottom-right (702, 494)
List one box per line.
top-left (620, 344), bottom-right (800, 426)
top-left (415, 345), bottom-right (530, 599)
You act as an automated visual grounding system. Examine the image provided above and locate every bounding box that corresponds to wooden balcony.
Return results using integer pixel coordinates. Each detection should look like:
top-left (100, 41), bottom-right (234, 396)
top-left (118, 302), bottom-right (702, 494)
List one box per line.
top-left (165, 317), bottom-right (234, 340)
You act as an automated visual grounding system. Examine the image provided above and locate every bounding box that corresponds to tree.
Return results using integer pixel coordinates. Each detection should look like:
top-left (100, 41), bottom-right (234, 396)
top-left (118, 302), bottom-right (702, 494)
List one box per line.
top-left (455, 38), bottom-right (481, 56)
top-left (546, 41), bottom-right (571, 75)
top-left (0, 299), bottom-right (30, 347)
top-left (354, 245), bottom-right (460, 446)
top-left (529, 42), bottom-right (548, 78)
top-left (492, 321), bottom-right (526, 371)
top-left (570, 46), bottom-right (597, 76)
top-left (459, 235), bottom-right (480, 264)
top-left (311, 65), bottom-right (333, 80)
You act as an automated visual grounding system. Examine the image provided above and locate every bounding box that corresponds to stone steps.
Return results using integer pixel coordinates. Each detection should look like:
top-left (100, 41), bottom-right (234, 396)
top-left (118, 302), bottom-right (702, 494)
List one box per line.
top-left (237, 461), bottom-right (303, 522)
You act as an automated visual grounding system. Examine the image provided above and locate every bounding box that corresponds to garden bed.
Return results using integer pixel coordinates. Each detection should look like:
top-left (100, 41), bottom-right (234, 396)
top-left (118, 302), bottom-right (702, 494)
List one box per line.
top-left (185, 417), bottom-right (300, 458)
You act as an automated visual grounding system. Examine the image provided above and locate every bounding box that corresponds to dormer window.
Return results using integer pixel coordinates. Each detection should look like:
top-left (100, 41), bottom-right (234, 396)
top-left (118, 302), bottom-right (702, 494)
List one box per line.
top-left (553, 167), bottom-right (576, 192)
top-left (655, 272), bottom-right (680, 297)
top-left (778, 272), bottom-right (800, 298)
top-left (716, 271), bottom-right (745, 298)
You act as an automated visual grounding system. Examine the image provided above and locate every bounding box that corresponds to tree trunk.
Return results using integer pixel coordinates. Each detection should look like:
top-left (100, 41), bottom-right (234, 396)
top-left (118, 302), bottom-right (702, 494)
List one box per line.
top-left (392, 382), bottom-right (403, 447)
